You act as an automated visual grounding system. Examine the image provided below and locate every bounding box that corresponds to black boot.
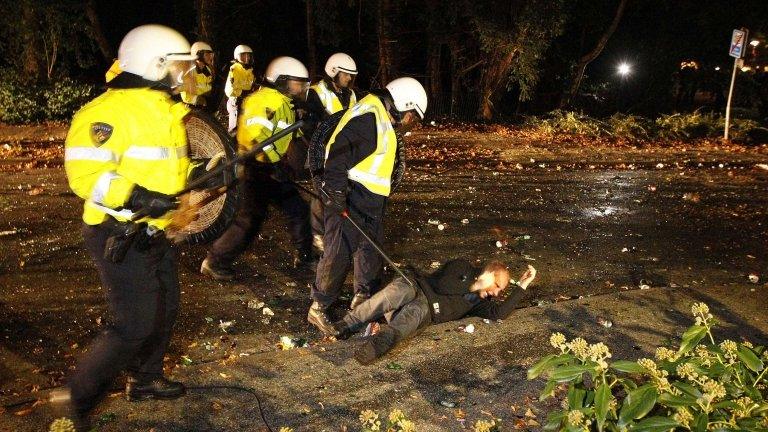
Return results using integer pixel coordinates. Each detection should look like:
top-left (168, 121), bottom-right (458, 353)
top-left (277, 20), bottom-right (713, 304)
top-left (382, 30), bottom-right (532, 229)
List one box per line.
top-left (354, 324), bottom-right (400, 365)
top-left (307, 301), bottom-right (336, 336)
top-left (125, 376), bottom-right (185, 402)
top-left (333, 320), bottom-right (355, 340)
top-left (49, 387), bottom-right (91, 432)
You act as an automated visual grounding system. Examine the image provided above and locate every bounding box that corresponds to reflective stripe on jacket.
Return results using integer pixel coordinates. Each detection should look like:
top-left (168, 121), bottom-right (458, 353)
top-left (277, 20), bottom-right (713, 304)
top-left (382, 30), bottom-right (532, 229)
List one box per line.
top-left (310, 80), bottom-right (356, 115)
top-left (64, 88), bottom-right (191, 229)
top-left (237, 86), bottom-right (295, 163)
top-left (324, 94), bottom-right (396, 196)
top-left (225, 62), bottom-right (254, 98)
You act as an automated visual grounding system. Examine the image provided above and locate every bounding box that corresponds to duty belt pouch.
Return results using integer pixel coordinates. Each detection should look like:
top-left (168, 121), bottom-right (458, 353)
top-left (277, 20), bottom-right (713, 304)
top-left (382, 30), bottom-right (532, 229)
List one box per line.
top-left (103, 220), bottom-right (139, 264)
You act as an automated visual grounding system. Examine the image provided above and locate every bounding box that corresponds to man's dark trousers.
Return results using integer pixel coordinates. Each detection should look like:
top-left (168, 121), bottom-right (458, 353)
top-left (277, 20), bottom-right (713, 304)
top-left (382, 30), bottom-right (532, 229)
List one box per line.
top-left (68, 223), bottom-right (179, 412)
top-left (207, 161), bottom-right (312, 266)
top-left (311, 203), bottom-right (384, 306)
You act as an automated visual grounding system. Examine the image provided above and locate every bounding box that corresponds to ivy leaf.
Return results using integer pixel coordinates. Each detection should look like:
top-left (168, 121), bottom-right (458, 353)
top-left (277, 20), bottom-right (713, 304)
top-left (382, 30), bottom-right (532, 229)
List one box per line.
top-left (550, 364), bottom-right (594, 382)
top-left (630, 416), bottom-right (680, 432)
top-left (737, 345), bottom-right (764, 372)
top-left (678, 325), bottom-right (708, 354)
top-left (618, 384), bottom-right (658, 427)
top-left (568, 386), bottom-right (587, 409)
top-left (528, 354), bottom-right (557, 380)
top-left (693, 412), bottom-right (708, 432)
top-left (611, 360), bottom-right (646, 374)
top-left (658, 392), bottom-right (696, 408)
top-left (594, 383), bottom-right (611, 431)
top-left (539, 380), bottom-right (557, 401)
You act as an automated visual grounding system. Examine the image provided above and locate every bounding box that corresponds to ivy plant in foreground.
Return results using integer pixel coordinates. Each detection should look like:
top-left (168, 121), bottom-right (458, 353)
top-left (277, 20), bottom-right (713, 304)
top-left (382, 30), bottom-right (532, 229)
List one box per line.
top-left (528, 303), bottom-right (768, 431)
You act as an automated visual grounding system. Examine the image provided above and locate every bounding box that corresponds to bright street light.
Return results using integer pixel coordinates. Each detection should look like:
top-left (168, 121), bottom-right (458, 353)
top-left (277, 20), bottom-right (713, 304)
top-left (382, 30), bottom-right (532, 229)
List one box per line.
top-left (617, 63), bottom-right (631, 76)
top-left (750, 40), bottom-right (760, 47)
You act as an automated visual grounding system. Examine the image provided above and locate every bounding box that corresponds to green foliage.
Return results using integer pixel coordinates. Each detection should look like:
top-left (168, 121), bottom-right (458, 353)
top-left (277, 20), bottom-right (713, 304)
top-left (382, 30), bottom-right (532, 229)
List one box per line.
top-left (468, 0), bottom-right (567, 102)
top-left (523, 110), bottom-right (767, 144)
top-left (0, 1), bottom-right (97, 81)
top-left (528, 303), bottom-right (768, 431)
top-left (0, 69), bottom-right (96, 124)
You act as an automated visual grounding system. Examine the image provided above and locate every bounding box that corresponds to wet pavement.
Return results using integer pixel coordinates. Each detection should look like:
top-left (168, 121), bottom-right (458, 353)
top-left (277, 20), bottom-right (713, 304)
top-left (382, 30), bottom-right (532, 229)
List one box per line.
top-left (1, 130), bottom-right (767, 430)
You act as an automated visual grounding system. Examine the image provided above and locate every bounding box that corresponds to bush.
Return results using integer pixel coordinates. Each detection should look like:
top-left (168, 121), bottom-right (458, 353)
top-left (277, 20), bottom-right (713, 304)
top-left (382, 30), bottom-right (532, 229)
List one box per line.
top-left (528, 303), bottom-right (768, 431)
top-left (43, 78), bottom-right (96, 121)
top-left (536, 110), bottom-right (612, 138)
top-left (608, 114), bottom-right (655, 142)
top-left (655, 112), bottom-right (721, 140)
top-left (0, 69), bottom-right (96, 124)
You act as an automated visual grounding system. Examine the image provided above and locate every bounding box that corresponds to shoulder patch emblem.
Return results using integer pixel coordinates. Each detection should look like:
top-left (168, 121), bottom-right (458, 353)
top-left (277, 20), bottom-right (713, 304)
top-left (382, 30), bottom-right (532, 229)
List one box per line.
top-left (90, 122), bottom-right (113, 146)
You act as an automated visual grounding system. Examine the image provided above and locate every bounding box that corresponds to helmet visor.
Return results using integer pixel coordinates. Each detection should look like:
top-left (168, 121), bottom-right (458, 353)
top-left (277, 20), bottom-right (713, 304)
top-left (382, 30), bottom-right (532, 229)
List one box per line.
top-left (165, 59), bottom-right (197, 94)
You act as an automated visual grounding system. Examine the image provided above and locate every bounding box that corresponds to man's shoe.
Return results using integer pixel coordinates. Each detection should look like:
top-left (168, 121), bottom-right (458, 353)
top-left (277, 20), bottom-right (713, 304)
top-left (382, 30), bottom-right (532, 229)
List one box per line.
top-left (307, 302), bottom-right (337, 336)
top-left (354, 324), bottom-right (400, 365)
top-left (349, 293), bottom-right (371, 310)
top-left (333, 320), bottom-right (354, 340)
top-left (125, 376), bottom-right (185, 402)
top-left (200, 258), bottom-right (235, 281)
top-left (49, 387), bottom-right (91, 432)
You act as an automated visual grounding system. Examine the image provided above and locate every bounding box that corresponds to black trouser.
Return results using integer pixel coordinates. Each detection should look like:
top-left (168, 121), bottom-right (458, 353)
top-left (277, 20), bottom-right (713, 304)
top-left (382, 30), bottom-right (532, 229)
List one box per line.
top-left (68, 223), bottom-right (179, 413)
top-left (342, 277), bottom-right (431, 339)
top-left (207, 161), bottom-right (312, 266)
top-left (311, 202), bottom-right (384, 307)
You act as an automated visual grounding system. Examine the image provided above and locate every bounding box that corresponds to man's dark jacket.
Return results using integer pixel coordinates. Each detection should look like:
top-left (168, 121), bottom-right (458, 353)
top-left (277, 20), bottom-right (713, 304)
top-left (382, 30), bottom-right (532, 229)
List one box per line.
top-left (413, 259), bottom-right (524, 324)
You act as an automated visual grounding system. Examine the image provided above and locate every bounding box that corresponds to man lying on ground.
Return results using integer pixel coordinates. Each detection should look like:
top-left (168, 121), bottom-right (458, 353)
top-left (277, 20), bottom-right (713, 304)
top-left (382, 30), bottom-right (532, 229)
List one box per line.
top-left (321, 259), bottom-right (537, 365)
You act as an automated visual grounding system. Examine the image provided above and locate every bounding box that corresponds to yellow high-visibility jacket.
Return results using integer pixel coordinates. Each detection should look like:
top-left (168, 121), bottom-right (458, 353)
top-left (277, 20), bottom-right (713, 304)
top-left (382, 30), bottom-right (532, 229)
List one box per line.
top-left (325, 94), bottom-right (397, 196)
top-left (181, 64), bottom-right (214, 106)
top-left (105, 60), bottom-right (121, 83)
top-left (64, 88), bottom-right (191, 230)
top-left (237, 86), bottom-right (298, 163)
top-left (310, 80), bottom-right (357, 115)
top-left (225, 62), bottom-right (254, 98)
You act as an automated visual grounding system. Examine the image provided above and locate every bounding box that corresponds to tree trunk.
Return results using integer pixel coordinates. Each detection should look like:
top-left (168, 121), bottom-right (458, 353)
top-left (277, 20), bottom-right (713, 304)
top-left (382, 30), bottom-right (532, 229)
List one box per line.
top-left (426, 42), bottom-right (441, 97)
top-left (376, 0), bottom-right (394, 86)
top-left (560, 0), bottom-right (628, 108)
top-left (477, 49), bottom-right (518, 120)
top-left (85, 0), bottom-right (113, 63)
top-left (306, 0), bottom-right (317, 78)
top-left (195, 0), bottom-right (217, 45)
top-left (20, 1), bottom-right (44, 82)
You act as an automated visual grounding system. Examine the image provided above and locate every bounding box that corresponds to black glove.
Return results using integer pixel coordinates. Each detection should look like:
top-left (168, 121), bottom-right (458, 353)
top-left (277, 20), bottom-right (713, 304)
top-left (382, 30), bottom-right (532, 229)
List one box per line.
top-left (321, 189), bottom-right (347, 214)
top-left (128, 185), bottom-right (178, 218)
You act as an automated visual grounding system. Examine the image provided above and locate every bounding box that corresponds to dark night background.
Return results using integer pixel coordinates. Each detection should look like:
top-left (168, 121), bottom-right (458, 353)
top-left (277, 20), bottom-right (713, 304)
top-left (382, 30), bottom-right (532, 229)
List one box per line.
top-left (1, 0), bottom-right (767, 120)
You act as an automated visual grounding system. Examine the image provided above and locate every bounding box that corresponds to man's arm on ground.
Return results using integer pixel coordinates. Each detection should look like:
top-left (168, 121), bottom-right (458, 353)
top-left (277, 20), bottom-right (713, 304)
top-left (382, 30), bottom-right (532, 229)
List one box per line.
top-left (468, 288), bottom-right (526, 320)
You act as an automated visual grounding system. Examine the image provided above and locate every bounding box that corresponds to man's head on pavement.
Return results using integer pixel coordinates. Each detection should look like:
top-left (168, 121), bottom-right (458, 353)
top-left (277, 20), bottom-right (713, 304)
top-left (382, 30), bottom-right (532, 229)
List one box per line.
top-left (471, 261), bottom-right (511, 298)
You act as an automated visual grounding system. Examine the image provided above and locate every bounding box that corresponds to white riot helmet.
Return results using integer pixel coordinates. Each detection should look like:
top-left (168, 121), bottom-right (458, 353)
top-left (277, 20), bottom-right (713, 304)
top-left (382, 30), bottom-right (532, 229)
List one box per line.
top-left (233, 44), bottom-right (252, 60)
top-left (386, 77), bottom-right (428, 119)
top-left (118, 24), bottom-right (196, 82)
top-left (191, 41), bottom-right (213, 57)
top-left (265, 56), bottom-right (309, 84)
top-left (324, 53), bottom-right (358, 78)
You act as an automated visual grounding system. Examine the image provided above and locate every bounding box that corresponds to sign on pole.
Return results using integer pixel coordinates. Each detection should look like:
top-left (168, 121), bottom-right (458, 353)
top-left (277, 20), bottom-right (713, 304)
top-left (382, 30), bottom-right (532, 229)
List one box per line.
top-left (729, 29), bottom-right (747, 58)
top-left (725, 28), bottom-right (748, 140)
